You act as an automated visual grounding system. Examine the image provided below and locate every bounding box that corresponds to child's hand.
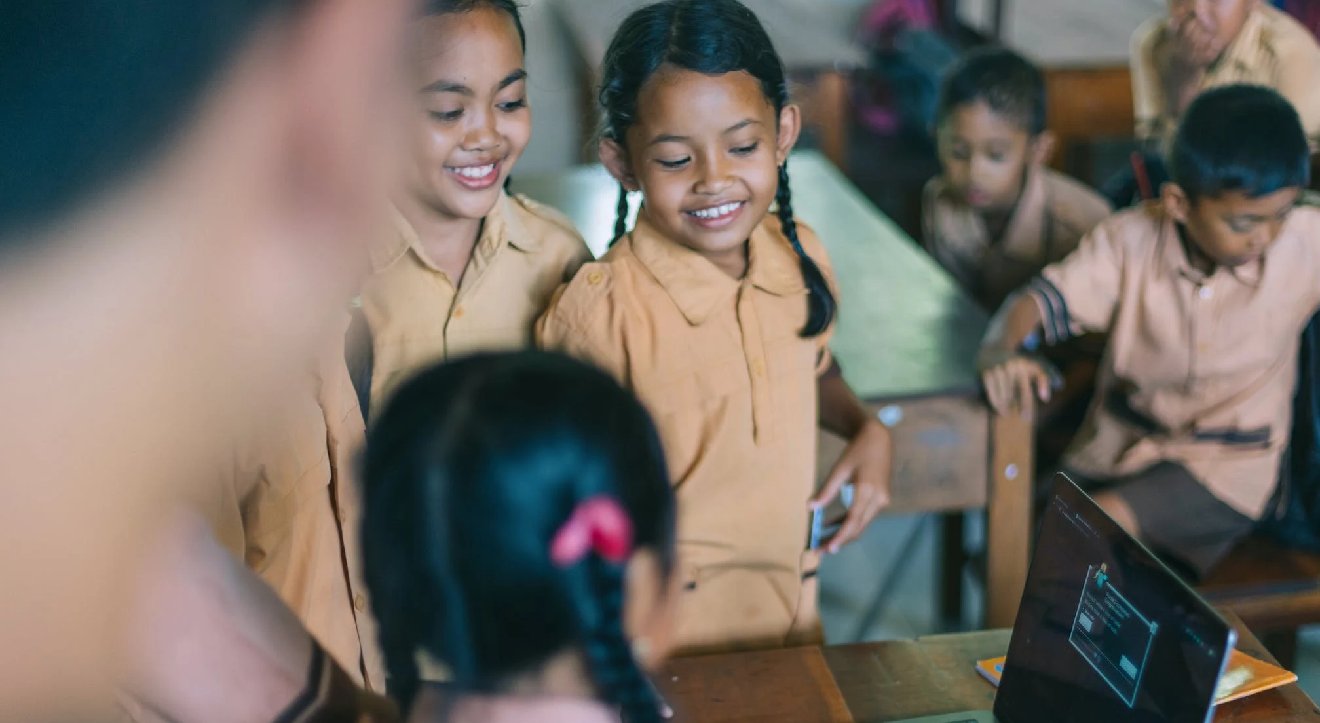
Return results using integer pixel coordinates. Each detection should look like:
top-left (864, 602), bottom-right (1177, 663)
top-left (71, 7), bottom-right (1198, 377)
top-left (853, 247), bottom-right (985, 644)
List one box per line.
top-left (979, 350), bottom-right (1056, 416)
top-left (809, 419), bottom-right (893, 554)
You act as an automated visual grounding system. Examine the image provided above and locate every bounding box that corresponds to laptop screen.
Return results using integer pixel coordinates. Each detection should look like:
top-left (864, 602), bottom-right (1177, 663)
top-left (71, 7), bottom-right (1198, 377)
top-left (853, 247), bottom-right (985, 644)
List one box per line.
top-left (994, 475), bottom-right (1234, 723)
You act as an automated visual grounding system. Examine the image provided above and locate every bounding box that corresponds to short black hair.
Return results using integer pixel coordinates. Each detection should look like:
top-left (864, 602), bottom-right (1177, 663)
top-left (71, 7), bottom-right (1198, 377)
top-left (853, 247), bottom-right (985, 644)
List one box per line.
top-left (1170, 84), bottom-right (1310, 202)
top-left (0, 2), bottom-right (297, 243)
top-left (936, 46), bottom-right (1046, 135)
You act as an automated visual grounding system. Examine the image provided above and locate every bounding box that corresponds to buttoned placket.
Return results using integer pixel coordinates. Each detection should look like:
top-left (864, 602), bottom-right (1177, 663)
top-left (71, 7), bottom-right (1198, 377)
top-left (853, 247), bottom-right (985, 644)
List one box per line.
top-left (736, 282), bottom-right (773, 444)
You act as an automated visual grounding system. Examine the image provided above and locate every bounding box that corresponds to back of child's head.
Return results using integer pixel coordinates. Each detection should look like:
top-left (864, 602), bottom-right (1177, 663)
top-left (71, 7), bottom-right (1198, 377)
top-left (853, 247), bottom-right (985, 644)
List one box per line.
top-left (421, 0), bottom-right (525, 48)
top-left (1170, 84), bottom-right (1310, 202)
top-left (597, 0), bottom-right (836, 338)
top-left (936, 46), bottom-right (1046, 135)
top-left (362, 351), bottom-right (676, 721)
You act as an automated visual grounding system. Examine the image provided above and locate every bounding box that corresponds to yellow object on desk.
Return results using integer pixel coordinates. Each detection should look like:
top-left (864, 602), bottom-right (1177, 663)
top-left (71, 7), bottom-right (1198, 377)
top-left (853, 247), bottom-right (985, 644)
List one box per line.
top-left (974, 651), bottom-right (1298, 706)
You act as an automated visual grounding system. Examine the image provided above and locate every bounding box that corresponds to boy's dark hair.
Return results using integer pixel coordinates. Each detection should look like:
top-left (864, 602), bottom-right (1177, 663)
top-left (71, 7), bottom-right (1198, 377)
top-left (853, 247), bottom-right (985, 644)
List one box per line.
top-left (1, 2), bottom-right (298, 242)
top-left (362, 351), bottom-right (676, 722)
top-left (1170, 84), bottom-right (1310, 202)
top-left (598, 0), bottom-right (836, 338)
top-left (936, 46), bottom-right (1046, 135)
top-left (423, 0), bottom-right (525, 51)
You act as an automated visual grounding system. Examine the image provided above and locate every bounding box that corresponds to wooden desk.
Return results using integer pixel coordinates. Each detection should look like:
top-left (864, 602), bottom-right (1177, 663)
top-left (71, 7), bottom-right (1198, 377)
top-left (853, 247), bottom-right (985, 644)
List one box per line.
top-left (660, 614), bottom-right (1320, 722)
top-left (551, 0), bottom-right (867, 169)
top-left (512, 151), bottom-right (1033, 628)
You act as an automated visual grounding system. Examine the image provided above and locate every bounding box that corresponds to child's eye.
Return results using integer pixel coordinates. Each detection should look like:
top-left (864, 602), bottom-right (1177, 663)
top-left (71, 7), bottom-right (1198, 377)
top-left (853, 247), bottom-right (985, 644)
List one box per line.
top-left (656, 157), bottom-right (690, 170)
top-left (497, 98), bottom-right (528, 113)
top-left (987, 152), bottom-right (1007, 163)
top-left (731, 141), bottom-right (760, 156)
top-left (950, 148), bottom-right (971, 161)
top-left (1228, 220), bottom-right (1257, 234)
top-left (429, 109), bottom-right (463, 123)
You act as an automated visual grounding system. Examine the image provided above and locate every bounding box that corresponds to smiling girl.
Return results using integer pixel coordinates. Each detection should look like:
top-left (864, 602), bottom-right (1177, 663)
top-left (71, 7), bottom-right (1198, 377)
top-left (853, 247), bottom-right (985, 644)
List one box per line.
top-left (359, 0), bottom-right (591, 416)
top-left (538, 0), bottom-right (894, 655)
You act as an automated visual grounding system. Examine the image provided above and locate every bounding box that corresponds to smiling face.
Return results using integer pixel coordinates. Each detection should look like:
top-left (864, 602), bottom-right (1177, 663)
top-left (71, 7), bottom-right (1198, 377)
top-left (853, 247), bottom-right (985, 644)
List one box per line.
top-left (601, 66), bottom-right (799, 275)
top-left (1165, 184), bottom-right (1299, 268)
top-left (403, 7), bottom-right (530, 221)
top-left (936, 100), bottom-right (1048, 213)
top-left (1167, 0), bottom-right (1256, 66)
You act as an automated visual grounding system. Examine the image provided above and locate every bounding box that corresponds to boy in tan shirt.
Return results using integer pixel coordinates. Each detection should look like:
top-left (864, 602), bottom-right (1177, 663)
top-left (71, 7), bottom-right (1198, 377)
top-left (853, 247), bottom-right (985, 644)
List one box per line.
top-left (1132, 0), bottom-right (1320, 148)
top-left (981, 85), bottom-right (1318, 577)
top-left (925, 47), bottom-right (1111, 311)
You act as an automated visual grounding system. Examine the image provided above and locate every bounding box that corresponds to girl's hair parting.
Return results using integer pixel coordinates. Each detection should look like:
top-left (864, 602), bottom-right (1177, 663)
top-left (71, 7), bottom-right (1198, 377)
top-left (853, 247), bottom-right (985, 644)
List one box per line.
top-left (361, 351), bottom-right (676, 722)
top-left (597, 0), bottom-right (835, 337)
top-left (423, 0), bottom-right (526, 51)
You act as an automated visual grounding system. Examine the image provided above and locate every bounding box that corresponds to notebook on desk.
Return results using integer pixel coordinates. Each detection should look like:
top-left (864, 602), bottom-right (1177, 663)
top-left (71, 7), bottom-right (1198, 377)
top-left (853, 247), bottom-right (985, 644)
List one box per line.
top-left (890, 474), bottom-right (1236, 723)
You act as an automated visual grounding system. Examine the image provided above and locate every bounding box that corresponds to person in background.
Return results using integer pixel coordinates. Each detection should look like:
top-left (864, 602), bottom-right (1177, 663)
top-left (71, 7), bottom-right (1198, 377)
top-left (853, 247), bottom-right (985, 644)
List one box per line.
top-left (980, 85), bottom-right (1319, 579)
top-left (1111, 0), bottom-right (1320, 206)
top-left (924, 46), bottom-right (1111, 312)
top-left (358, 0), bottom-right (591, 418)
top-left (0, 0), bottom-right (408, 719)
top-left (539, 0), bottom-right (894, 656)
top-left (362, 352), bottom-right (678, 722)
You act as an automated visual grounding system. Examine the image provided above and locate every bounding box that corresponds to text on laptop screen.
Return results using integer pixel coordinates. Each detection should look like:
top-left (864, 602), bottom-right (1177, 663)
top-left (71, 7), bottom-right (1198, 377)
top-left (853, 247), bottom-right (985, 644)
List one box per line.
top-left (994, 483), bottom-right (1232, 723)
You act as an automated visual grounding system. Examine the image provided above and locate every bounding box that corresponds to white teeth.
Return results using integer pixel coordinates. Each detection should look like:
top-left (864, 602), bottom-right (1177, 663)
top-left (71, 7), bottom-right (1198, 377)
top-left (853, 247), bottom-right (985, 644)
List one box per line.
top-left (450, 163), bottom-right (496, 179)
top-left (691, 202), bottom-right (742, 220)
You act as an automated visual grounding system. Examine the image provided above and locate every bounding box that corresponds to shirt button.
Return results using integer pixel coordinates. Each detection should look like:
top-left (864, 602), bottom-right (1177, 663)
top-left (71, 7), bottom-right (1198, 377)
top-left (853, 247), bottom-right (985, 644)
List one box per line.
top-left (751, 359), bottom-right (766, 377)
top-left (1198, 286), bottom-right (1213, 300)
top-left (354, 594), bottom-right (367, 612)
top-left (451, 306), bottom-right (465, 319)
top-left (587, 270), bottom-right (604, 285)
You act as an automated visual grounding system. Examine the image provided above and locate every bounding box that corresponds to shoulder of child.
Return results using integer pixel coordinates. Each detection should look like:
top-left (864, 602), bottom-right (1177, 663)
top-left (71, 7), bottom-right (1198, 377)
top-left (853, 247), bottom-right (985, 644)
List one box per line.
top-left (509, 193), bottom-right (590, 253)
top-left (542, 259), bottom-right (622, 331)
top-left (1043, 169), bottom-right (1113, 236)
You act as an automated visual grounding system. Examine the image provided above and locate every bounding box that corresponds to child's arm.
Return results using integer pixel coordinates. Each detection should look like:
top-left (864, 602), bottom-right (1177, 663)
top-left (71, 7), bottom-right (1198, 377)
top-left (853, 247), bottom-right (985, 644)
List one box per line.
top-left (978, 293), bottom-right (1055, 416)
top-left (811, 360), bottom-right (893, 553)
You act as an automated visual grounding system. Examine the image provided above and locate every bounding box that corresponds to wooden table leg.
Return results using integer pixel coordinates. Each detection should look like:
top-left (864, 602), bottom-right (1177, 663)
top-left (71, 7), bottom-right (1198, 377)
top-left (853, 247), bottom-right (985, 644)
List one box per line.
top-left (813, 71), bottom-right (851, 170)
top-left (985, 409), bottom-right (1033, 628)
top-left (940, 512), bottom-right (966, 630)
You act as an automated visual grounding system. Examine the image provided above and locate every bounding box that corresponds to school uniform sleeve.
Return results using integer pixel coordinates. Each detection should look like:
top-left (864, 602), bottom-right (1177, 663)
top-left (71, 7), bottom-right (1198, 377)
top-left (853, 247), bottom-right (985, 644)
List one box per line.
top-left (1030, 215), bottom-right (1127, 344)
top-left (535, 266), bottom-right (631, 384)
top-left (1130, 16), bottom-right (1169, 142)
top-left (1270, 25), bottom-right (1320, 146)
top-left (793, 220), bottom-right (839, 376)
top-left (1046, 172), bottom-right (1113, 263)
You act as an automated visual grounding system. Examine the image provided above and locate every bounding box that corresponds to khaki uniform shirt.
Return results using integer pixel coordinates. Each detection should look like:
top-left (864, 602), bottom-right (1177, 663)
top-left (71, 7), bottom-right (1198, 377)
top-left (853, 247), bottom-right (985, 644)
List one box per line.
top-left (1028, 203), bottom-right (1320, 518)
top-left (1132, 3), bottom-right (1320, 146)
top-left (923, 168), bottom-right (1111, 310)
top-left (538, 213), bottom-right (835, 655)
top-left (207, 325), bottom-right (385, 691)
top-left (360, 193), bottom-right (590, 415)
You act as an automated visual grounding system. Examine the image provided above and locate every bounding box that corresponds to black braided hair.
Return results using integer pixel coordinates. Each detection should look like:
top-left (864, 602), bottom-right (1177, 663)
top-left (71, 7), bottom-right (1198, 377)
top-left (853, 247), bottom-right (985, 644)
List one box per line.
top-left (597, 0), bottom-right (835, 334)
top-left (612, 184), bottom-right (631, 243)
top-left (776, 160), bottom-right (836, 336)
top-left (422, 0), bottom-right (526, 51)
top-left (362, 352), bottom-right (676, 718)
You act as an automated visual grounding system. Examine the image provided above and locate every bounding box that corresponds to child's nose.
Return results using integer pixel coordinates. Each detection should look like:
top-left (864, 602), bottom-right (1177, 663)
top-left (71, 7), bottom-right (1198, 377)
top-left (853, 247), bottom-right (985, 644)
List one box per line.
top-left (694, 158), bottom-right (734, 194)
top-left (461, 112), bottom-right (500, 152)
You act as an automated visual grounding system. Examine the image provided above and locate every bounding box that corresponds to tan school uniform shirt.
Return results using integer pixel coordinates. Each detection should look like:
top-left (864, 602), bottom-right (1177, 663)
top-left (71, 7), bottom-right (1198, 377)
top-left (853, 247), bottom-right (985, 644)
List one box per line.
top-left (1027, 202), bottom-right (1320, 518)
top-left (205, 323), bottom-right (385, 691)
top-left (360, 192), bottom-right (591, 416)
top-left (1132, 2), bottom-right (1320, 146)
top-left (537, 213), bottom-right (836, 655)
top-left (923, 167), bottom-right (1111, 310)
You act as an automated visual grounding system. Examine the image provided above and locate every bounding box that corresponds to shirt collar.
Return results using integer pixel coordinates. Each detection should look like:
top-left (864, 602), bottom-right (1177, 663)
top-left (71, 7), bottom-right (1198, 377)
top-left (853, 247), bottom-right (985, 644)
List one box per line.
top-left (998, 167), bottom-right (1049, 258)
top-left (628, 210), bottom-right (806, 325)
top-left (1155, 203), bottom-right (1265, 287)
top-left (1208, 5), bottom-right (1266, 78)
top-left (370, 193), bottom-right (539, 273)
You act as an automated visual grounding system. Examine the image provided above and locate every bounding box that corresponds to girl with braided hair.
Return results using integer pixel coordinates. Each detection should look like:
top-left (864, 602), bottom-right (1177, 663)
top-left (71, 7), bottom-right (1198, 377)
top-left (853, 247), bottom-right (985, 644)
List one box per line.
top-left (538, 0), bottom-right (893, 656)
top-left (361, 351), bottom-right (678, 721)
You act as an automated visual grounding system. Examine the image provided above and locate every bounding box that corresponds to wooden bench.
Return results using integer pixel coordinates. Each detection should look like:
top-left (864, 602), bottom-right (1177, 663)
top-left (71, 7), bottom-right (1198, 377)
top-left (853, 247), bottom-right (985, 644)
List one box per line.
top-left (1199, 535), bottom-right (1320, 667)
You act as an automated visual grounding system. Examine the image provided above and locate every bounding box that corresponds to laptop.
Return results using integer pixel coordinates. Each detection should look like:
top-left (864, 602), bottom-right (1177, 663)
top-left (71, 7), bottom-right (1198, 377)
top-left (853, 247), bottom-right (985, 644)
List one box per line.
top-left (895, 474), bottom-right (1236, 723)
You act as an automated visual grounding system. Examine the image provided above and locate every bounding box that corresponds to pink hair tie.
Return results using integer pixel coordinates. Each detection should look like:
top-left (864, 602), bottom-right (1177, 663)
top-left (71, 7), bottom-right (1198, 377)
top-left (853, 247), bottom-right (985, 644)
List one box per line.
top-left (550, 496), bottom-right (634, 567)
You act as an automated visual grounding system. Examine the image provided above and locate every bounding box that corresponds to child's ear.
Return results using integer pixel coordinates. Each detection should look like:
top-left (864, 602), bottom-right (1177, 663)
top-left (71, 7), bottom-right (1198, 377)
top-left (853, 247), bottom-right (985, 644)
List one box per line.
top-left (1030, 131), bottom-right (1057, 167)
top-left (1162, 182), bottom-right (1191, 223)
top-left (775, 104), bottom-right (803, 165)
top-left (599, 138), bottom-right (640, 192)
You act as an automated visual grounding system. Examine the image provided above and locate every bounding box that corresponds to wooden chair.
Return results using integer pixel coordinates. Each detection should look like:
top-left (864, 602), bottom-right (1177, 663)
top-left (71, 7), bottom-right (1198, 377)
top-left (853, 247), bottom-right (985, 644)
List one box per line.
top-left (1198, 535), bottom-right (1320, 667)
